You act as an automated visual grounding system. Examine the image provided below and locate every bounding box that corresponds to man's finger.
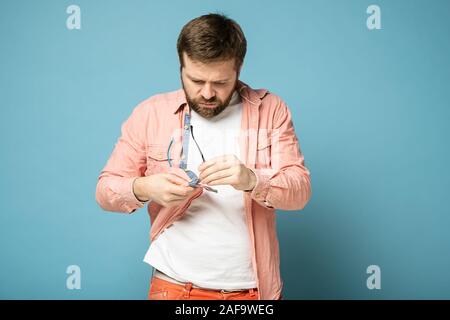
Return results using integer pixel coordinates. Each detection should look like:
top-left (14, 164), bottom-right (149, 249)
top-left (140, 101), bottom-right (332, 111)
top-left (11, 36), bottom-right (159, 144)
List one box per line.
top-left (199, 161), bottom-right (231, 181)
top-left (166, 194), bottom-right (189, 202)
top-left (169, 184), bottom-right (195, 197)
top-left (200, 168), bottom-right (233, 185)
top-left (206, 176), bottom-right (234, 187)
top-left (165, 173), bottom-right (190, 186)
top-left (198, 154), bottom-right (230, 172)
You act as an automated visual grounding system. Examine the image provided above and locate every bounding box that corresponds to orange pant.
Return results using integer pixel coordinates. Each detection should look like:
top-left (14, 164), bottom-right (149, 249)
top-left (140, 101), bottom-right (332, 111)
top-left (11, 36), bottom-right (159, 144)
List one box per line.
top-left (148, 276), bottom-right (260, 300)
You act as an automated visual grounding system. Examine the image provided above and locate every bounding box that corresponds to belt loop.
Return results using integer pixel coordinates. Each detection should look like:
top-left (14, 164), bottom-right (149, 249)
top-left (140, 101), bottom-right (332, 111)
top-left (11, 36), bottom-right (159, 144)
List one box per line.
top-left (249, 288), bottom-right (256, 297)
top-left (183, 282), bottom-right (193, 299)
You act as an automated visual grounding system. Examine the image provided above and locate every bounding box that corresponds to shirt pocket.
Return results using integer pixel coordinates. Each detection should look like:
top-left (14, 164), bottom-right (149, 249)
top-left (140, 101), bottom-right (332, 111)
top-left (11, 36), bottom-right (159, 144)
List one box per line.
top-left (256, 133), bottom-right (272, 169)
top-left (146, 143), bottom-right (171, 174)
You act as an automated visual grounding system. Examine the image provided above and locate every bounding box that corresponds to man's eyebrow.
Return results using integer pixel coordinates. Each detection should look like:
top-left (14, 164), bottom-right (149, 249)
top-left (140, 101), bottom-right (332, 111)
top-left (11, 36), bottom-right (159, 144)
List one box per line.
top-left (186, 74), bottom-right (229, 83)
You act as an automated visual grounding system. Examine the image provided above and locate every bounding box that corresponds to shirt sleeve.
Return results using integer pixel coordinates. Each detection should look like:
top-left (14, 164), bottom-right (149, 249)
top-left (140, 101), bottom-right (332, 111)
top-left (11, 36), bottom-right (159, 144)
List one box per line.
top-left (95, 102), bottom-right (149, 214)
top-left (247, 98), bottom-right (312, 211)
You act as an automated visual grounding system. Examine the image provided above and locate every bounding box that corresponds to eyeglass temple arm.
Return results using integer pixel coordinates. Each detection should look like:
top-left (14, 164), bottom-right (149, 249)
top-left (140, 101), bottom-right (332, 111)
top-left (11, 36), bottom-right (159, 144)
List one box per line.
top-left (167, 125), bottom-right (205, 168)
top-left (167, 137), bottom-right (174, 167)
top-left (190, 125), bottom-right (205, 163)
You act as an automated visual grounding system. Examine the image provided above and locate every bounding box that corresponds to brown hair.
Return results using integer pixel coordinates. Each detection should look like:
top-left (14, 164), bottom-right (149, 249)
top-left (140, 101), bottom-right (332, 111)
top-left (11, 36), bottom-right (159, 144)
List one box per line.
top-left (177, 13), bottom-right (247, 70)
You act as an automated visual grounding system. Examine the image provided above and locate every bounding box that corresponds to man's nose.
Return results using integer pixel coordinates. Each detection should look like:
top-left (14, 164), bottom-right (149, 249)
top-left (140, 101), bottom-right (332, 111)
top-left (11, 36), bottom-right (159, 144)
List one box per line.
top-left (200, 84), bottom-right (215, 101)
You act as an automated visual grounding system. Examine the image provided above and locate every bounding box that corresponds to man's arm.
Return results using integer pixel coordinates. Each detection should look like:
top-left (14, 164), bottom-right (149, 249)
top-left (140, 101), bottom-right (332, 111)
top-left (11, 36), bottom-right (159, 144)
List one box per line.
top-left (95, 102), bottom-right (148, 214)
top-left (248, 97), bottom-right (312, 211)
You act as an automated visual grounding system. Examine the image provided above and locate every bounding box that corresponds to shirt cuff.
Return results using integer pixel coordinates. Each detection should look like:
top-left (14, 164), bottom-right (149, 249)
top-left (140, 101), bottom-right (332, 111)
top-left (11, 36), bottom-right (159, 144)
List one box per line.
top-left (246, 168), bottom-right (274, 208)
top-left (122, 177), bottom-right (146, 213)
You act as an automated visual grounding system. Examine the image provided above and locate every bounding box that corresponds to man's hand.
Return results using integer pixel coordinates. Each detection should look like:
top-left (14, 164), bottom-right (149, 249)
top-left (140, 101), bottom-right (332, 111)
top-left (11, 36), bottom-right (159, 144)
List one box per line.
top-left (198, 154), bottom-right (256, 191)
top-left (133, 173), bottom-right (197, 208)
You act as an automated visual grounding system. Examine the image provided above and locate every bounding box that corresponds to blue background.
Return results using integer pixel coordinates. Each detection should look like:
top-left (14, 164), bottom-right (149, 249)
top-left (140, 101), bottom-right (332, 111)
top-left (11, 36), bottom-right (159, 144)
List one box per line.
top-left (1, 0), bottom-right (449, 299)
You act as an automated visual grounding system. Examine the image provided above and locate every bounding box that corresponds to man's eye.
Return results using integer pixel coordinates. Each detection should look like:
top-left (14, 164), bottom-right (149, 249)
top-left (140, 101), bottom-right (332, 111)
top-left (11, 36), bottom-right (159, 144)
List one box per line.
top-left (193, 80), bottom-right (203, 84)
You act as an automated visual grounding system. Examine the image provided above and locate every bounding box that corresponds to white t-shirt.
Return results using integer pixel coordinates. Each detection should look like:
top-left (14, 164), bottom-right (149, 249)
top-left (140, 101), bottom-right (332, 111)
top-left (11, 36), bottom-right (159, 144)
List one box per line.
top-left (143, 90), bottom-right (257, 290)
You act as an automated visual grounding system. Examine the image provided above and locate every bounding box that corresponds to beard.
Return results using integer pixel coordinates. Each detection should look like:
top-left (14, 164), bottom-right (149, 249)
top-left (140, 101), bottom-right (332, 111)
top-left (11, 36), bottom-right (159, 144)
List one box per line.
top-left (182, 80), bottom-right (238, 119)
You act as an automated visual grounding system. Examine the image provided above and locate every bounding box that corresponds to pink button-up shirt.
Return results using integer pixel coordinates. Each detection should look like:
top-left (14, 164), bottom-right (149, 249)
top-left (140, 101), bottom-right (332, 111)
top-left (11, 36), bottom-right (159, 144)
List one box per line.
top-left (95, 80), bottom-right (312, 300)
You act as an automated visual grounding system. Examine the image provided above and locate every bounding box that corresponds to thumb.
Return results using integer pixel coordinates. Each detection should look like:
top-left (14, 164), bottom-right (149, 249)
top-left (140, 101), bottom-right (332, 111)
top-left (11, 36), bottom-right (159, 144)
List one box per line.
top-left (167, 167), bottom-right (191, 185)
top-left (166, 173), bottom-right (190, 187)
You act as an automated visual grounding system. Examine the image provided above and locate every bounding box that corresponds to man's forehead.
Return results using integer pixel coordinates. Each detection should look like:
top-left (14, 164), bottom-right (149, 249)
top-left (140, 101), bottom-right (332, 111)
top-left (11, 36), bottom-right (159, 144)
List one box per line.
top-left (182, 53), bottom-right (236, 79)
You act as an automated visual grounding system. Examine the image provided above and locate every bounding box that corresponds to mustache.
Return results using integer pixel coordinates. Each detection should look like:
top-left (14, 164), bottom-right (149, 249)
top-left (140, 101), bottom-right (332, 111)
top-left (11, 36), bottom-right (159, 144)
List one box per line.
top-left (197, 98), bottom-right (219, 104)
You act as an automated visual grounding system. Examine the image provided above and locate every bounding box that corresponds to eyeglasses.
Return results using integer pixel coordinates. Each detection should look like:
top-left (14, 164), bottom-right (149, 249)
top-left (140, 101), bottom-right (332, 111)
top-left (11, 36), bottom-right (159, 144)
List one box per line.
top-left (167, 124), bottom-right (218, 193)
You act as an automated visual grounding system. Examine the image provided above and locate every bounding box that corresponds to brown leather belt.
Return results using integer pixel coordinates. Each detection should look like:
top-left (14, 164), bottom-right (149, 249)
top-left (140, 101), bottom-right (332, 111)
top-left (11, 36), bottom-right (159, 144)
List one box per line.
top-left (153, 269), bottom-right (254, 292)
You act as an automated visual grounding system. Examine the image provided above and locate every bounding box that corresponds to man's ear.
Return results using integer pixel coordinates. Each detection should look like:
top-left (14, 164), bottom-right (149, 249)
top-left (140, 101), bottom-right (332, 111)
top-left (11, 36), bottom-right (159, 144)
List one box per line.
top-left (237, 63), bottom-right (243, 78)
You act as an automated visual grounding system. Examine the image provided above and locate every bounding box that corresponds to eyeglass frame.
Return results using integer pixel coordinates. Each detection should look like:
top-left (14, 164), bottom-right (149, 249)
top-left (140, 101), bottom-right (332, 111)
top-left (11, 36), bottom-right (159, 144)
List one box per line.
top-left (167, 124), bottom-right (218, 193)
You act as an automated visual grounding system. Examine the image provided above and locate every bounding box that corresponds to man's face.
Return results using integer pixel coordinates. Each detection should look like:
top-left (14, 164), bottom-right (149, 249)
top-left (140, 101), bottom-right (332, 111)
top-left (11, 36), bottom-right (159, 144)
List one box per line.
top-left (181, 52), bottom-right (239, 118)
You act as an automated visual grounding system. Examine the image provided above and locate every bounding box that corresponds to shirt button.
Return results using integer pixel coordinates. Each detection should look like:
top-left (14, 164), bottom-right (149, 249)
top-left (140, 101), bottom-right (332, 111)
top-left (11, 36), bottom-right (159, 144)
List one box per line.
top-left (184, 125), bottom-right (189, 130)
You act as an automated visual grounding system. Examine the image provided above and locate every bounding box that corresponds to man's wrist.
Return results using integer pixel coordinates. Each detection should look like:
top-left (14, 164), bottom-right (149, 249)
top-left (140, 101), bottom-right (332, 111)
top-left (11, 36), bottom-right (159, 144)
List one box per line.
top-left (244, 168), bottom-right (257, 192)
top-left (133, 177), bottom-right (150, 202)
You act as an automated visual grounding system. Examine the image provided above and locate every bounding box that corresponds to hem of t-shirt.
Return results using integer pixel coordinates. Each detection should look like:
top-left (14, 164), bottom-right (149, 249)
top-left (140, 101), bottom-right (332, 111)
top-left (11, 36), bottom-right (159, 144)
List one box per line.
top-left (143, 259), bottom-right (257, 290)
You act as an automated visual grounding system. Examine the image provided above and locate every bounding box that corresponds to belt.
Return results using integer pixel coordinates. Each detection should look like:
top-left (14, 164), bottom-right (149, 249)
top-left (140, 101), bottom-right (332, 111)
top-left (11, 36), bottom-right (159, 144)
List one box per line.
top-left (153, 269), bottom-right (254, 293)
